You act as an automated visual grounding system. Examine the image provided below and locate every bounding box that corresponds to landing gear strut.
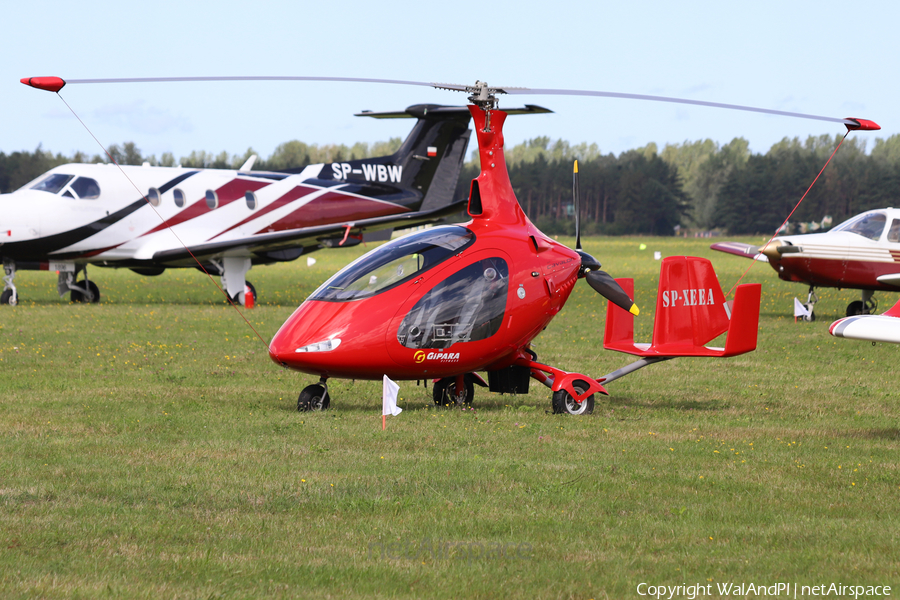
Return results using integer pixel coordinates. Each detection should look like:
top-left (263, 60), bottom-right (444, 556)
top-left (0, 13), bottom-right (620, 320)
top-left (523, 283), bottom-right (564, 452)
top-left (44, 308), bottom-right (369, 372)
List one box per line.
top-left (215, 257), bottom-right (255, 306)
top-left (804, 286), bottom-right (818, 322)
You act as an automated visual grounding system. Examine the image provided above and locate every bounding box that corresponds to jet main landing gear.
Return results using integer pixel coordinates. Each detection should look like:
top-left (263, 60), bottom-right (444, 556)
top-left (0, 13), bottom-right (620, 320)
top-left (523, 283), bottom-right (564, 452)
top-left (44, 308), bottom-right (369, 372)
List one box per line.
top-left (59, 267), bottom-right (100, 303)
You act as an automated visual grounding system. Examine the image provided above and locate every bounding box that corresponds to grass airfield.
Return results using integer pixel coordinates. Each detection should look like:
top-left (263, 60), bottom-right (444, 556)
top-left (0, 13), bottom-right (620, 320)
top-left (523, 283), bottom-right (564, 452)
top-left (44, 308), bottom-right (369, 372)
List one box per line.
top-left (1, 235), bottom-right (898, 599)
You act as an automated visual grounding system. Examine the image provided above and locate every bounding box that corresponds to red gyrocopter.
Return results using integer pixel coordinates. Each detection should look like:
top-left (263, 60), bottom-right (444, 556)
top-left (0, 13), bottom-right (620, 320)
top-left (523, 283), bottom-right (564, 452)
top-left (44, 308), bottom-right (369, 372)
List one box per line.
top-left (23, 77), bottom-right (879, 413)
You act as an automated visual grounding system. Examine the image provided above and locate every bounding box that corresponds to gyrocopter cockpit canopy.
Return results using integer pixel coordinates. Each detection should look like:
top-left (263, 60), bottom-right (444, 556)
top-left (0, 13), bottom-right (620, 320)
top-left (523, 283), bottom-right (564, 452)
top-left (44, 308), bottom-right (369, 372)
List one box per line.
top-left (309, 226), bottom-right (476, 302)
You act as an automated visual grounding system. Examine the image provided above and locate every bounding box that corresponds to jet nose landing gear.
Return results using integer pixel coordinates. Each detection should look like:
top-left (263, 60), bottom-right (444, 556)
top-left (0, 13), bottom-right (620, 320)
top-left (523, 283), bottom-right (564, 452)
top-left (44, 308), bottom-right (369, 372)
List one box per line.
top-left (1, 261), bottom-right (17, 306)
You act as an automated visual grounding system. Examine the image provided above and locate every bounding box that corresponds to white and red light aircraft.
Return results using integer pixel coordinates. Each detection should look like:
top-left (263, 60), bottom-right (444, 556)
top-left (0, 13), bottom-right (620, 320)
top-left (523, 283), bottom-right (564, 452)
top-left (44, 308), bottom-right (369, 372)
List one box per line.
top-left (0, 98), bottom-right (549, 306)
top-left (711, 206), bottom-right (899, 321)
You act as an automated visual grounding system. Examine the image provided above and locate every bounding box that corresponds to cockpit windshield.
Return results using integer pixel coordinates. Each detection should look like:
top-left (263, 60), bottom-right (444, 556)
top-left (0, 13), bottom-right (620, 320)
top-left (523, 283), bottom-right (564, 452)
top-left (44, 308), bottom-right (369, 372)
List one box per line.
top-left (310, 226), bottom-right (476, 302)
top-left (831, 211), bottom-right (887, 241)
top-left (31, 174), bottom-right (74, 194)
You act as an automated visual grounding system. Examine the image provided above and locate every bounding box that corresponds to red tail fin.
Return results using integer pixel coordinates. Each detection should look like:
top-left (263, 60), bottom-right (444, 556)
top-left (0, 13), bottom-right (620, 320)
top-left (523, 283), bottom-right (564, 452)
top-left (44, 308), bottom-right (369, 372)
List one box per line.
top-left (603, 278), bottom-right (636, 349)
top-left (604, 256), bottom-right (760, 358)
top-left (652, 256), bottom-right (730, 352)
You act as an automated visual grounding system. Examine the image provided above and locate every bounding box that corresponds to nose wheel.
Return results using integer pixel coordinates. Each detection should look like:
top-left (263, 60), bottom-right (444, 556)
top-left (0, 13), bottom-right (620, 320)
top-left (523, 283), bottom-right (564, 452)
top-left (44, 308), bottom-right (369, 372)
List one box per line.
top-left (802, 286), bottom-right (818, 322)
top-left (297, 379), bottom-right (330, 412)
top-left (2, 261), bottom-right (18, 305)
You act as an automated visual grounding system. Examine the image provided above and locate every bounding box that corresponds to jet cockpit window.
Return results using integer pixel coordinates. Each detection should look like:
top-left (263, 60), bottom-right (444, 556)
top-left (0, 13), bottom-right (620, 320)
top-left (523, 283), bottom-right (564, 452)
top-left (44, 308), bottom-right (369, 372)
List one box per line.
top-left (398, 257), bottom-right (509, 349)
top-left (310, 226), bottom-right (475, 302)
top-left (70, 177), bottom-right (100, 199)
top-left (31, 174), bottom-right (74, 194)
top-left (832, 211), bottom-right (887, 241)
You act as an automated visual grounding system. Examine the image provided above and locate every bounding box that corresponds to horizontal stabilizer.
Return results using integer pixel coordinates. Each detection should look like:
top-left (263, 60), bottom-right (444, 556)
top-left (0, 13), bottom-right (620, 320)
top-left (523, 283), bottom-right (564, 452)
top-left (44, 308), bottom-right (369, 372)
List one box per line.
top-left (604, 256), bottom-right (760, 358)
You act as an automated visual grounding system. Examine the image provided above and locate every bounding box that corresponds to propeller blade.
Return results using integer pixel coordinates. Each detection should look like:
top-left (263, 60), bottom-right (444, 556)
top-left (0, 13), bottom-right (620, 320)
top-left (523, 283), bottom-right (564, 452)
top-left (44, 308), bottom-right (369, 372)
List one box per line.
top-left (586, 270), bottom-right (639, 316)
top-left (573, 160), bottom-right (582, 251)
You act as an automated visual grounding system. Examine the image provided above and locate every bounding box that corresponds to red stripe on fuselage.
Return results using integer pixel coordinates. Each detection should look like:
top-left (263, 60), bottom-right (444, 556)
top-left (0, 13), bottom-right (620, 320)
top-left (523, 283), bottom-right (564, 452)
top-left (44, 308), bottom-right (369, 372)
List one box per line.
top-left (254, 192), bottom-right (409, 234)
top-left (207, 185), bottom-right (319, 241)
top-left (773, 256), bottom-right (900, 290)
top-left (140, 178), bottom-right (271, 237)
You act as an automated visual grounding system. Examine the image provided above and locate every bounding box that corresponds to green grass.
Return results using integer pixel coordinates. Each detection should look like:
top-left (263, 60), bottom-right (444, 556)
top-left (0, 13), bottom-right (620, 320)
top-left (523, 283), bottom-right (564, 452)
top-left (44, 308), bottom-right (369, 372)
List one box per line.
top-left (2, 236), bottom-right (899, 598)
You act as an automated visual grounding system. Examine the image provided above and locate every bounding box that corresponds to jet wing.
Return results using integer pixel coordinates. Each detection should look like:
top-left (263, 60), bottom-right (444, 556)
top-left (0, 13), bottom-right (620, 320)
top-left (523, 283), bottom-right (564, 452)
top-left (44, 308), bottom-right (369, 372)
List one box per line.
top-left (149, 200), bottom-right (466, 266)
top-left (709, 241), bottom-right (769, 263)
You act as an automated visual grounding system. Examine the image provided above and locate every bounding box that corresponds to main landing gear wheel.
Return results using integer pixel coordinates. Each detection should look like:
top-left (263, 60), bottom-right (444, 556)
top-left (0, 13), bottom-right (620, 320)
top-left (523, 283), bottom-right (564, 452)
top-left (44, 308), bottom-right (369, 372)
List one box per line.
top-left (433, 376), bottom-right (474, 407)
top-left (0, 289), bottom-right (16, 305)
top-left (552, 380), bottom-right (595, 415)
top-left (846, 300), bottom-right (864, 317)
top-left (231, 281), bottom-right (257, 306)
top-left (297, 384), bottom-right (330, 412)
top-left (70, 280), bottom-right (100, 304)
top-left (846, 296), bottom-right (875, 317)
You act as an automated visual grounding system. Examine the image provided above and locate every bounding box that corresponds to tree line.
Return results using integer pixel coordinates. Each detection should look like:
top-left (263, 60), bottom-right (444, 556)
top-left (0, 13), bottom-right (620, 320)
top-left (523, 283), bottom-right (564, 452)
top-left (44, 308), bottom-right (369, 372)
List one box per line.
top-left (3, 133), bottom-right (899, 236)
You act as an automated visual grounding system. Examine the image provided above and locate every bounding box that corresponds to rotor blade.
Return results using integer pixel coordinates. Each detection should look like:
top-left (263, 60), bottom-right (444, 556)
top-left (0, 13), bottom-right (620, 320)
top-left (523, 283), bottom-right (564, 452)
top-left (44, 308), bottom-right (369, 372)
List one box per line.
top-left (504, 87), bottom-right (861, 127)
top-left (21, 75), bottom-right (877, 129)
top-left (573, 160), bottom-right (582, 251)
top-left (51, 75), bottom-right (437, 87)
top-left (586, 270), bottom-right (640, 316)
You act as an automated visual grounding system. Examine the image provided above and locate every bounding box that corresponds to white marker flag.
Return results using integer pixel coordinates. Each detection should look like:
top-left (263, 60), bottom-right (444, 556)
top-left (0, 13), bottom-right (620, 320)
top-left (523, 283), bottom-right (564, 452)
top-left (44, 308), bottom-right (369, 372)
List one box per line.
top-left (793, 297), bottom-right (811, 318)
top-left (306, 257), bottom-right (317, 267)
top-left (382, 375), bottom-right (402, 417)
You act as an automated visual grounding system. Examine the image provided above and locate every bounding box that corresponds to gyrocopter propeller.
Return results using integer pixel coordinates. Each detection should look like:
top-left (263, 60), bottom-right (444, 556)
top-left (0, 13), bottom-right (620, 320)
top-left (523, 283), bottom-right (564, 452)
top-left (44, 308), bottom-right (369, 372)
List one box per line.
top-left (21, 75), bottom-right (880, 414)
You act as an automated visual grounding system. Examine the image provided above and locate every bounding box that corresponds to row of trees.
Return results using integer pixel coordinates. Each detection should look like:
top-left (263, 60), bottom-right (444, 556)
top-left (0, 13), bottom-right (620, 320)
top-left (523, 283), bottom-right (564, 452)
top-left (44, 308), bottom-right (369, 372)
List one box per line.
top-left (3, 133), bottom-right (899, 236)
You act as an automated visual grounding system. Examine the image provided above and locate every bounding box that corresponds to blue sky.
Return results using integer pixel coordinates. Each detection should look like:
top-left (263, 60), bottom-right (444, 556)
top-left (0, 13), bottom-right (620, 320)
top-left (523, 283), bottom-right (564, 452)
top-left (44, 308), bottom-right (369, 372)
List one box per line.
top-left (3, 0), bottom-right (898, 162)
